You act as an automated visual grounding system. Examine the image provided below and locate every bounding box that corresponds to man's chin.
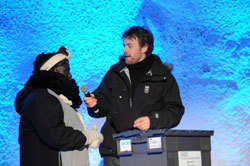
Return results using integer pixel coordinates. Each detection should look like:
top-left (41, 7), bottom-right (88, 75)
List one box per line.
top-left (125, 61), bottom-right (132, 65)
top-left (125, 59), bottom-right (134, 65)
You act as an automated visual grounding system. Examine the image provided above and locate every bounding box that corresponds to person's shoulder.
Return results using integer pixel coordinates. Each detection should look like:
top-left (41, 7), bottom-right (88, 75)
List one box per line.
top-left (151, 55), bottom-right (173, 74)
top-left (28, 88), bottom-right (59, 104)
top-left (30, 88), bottom-right (50, 96)
top-left (110, 56), bottom-right (126, 72)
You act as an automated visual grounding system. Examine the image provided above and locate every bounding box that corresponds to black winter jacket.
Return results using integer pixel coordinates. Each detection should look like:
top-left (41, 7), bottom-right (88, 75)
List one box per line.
top-left (88, 55), bottom-right (184, 157)
top-left (15, 87), bottom-right (87, 166)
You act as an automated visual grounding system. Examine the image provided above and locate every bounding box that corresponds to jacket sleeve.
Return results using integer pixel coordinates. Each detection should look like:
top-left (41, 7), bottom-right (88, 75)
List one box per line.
top-left (148, 73), bottom-right (185, 129)
top-left (87, 71), bottom-right (112, 118)
top-left (23, 91), bottom-right (87, 151)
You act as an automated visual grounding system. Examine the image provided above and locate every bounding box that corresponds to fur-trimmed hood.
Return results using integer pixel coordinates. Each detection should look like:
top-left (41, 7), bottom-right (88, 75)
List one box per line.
top-left (15, 71), bottom-right (82, 111)
top-left (111, 54), bottom-right (173, 74)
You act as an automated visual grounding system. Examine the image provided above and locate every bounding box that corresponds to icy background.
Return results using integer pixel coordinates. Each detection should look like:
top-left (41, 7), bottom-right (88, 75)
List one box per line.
top-left (0, 0), bottom-right (249, 165)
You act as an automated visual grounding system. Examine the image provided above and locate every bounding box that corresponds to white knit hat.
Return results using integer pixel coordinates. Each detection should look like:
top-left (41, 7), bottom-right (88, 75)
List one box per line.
top-left (40, 46), bottom-right (72, 71)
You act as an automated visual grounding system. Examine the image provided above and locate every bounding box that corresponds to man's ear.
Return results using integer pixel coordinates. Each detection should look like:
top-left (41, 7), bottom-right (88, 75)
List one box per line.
top-left (141, 44), bottom-right (148, 54)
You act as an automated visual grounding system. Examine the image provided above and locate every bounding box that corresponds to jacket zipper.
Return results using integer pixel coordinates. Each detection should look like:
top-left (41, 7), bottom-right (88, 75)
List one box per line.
top-left (120, 67), bottom-right (133, 108)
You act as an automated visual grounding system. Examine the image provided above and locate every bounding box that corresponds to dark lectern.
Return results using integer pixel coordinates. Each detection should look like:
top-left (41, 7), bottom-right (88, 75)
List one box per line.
top-left (113, 129), bottom-right (214, 166)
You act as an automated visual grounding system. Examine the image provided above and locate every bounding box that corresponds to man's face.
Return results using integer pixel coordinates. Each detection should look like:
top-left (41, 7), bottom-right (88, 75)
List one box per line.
top-left (52, 61), bottom-right (72, 80)
top-left (123, 37), bottom-right (147, 65)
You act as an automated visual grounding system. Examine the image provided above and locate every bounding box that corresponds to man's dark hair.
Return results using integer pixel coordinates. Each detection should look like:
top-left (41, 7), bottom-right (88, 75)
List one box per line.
top-left (122, 26), bottom-right (154, 56)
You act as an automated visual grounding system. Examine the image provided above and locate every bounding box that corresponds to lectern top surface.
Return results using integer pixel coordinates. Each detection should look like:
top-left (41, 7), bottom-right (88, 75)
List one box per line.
top-left (113, 129), bottom-right (214, 139)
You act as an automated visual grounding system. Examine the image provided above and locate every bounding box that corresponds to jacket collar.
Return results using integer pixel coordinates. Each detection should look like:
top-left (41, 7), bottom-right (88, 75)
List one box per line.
top-left (110, 54), bottom-right (169, 76)
top-left (23, 71), bottom-right (82, 109)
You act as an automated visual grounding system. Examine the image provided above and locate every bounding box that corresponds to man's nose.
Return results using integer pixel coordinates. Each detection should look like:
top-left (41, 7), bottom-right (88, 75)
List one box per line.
top-left (123, 47), bottom-right (127, 53)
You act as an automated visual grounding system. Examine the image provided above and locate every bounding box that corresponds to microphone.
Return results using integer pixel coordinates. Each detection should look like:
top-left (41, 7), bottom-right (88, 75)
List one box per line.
top-left (80, 85), bottom-right (91, 97)
top-left (81, 85), bottom-right (99, 113)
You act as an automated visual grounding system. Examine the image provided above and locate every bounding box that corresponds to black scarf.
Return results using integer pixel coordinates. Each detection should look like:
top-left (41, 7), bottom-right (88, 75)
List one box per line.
top-left (126, 56), bottom-right (153, 98)
top-left (25, 71), bottom-right (82, 109)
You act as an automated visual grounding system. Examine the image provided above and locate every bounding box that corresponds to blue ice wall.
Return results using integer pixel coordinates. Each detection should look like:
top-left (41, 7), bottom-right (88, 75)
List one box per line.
top-left (0, 0), bottom-right (249, 165)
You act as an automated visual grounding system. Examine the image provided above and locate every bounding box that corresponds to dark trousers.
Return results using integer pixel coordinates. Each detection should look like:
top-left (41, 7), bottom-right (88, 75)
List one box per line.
top-left (103, 156), bottom-right (120, 166)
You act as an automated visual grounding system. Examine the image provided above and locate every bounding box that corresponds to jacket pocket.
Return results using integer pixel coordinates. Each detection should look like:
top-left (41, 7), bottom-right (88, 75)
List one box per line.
top-left (110, 86), bottom-right (129, 101)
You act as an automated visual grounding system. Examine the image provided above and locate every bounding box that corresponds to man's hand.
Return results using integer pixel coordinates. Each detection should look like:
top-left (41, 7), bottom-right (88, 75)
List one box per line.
top-left (133, 116), bottom-right (150, 130)
top-left (84, 94), bottom-right (97, 108)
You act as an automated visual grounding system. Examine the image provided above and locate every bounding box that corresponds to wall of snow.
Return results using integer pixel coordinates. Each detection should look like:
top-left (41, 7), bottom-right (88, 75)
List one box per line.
top-left (0, 0), bottom-right (249, 165)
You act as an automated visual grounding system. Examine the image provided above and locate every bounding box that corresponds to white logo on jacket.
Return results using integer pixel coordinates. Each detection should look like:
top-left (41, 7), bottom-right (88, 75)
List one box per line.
top-left (144, 86), bottom-right (150, 94)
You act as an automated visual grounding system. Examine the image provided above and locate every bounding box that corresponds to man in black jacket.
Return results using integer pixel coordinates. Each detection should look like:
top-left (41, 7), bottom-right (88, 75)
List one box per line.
top-left (84, 26), bottom-right (185, 166)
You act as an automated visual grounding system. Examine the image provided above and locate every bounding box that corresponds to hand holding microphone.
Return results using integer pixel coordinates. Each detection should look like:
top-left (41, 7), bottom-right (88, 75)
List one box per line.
top-left (81, 85), bottom-right (97, 108)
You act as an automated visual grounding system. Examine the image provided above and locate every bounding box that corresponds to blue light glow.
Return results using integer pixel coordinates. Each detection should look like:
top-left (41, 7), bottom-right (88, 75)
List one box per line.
top-left (0, 0), bottom-right (249, 165)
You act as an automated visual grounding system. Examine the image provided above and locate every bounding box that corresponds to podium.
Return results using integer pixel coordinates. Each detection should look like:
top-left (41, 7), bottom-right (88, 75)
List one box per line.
top-left (113, 129), bottom-right (214, 166)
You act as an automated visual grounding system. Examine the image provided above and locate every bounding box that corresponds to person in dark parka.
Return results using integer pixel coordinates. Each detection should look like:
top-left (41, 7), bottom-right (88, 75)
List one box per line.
top-left (15, 47), bottom-right (103, 166)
